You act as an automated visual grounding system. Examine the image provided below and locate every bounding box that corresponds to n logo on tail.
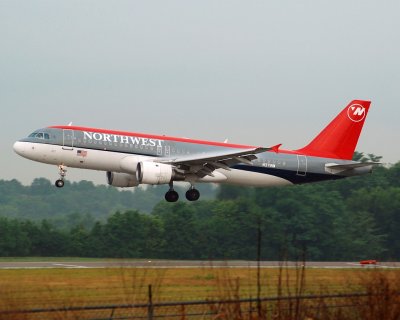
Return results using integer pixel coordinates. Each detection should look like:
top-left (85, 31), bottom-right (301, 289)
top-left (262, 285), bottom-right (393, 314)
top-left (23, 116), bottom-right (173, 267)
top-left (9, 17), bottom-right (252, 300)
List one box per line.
top-left (347, 104), bottom-right (366, 122)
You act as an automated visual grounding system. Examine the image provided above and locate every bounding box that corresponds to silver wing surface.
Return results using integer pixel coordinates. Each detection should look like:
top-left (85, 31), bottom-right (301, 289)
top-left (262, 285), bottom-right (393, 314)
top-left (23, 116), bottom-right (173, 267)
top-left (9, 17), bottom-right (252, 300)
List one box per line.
top-left (158, 147), bottom-right (270, 178)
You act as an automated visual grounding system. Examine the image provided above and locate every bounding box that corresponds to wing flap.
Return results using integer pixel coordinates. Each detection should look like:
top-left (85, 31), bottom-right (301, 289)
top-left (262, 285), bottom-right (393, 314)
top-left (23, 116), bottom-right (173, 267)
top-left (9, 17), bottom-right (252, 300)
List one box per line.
top-left (158, 146), bottom-right (271, 178)
top-left (159, 147), bottom-right (270, 165)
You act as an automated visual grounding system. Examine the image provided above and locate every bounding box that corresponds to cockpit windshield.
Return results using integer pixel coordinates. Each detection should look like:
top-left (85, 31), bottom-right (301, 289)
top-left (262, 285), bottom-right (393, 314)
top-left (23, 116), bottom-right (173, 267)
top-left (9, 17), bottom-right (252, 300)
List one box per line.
top-left (29, 132), bottom-right (50, 140)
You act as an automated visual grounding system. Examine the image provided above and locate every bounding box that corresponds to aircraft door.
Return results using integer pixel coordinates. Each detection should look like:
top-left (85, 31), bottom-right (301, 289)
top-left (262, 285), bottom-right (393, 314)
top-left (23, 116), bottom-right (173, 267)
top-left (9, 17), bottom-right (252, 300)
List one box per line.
top-left (63, 129), bottom-right (74, 150)
top-left (297, 155), bottom-right (307, 176)
top-left (164, 145), bottom-right (170, 157)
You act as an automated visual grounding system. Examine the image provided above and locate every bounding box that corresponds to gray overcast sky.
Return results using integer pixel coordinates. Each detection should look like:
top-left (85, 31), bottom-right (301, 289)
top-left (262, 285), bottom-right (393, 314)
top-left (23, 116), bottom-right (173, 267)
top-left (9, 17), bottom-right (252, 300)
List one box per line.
top-left (1, 1), bottom-right (399, 185)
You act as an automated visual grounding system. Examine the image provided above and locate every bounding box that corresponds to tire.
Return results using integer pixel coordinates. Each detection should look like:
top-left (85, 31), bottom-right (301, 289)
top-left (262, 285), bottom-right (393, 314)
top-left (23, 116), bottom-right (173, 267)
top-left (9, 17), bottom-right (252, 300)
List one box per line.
top-left (165, 190), bottom-right (179, 202)
top-left (185, 188), bottom-right (200, 201)
top-left (55, 179), bottom-right (65, 188)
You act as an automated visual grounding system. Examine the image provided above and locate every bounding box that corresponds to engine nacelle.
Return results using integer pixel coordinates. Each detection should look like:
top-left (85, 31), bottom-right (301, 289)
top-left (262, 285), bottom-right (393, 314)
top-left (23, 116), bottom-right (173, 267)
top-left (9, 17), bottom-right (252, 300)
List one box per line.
top-left (136, 162), bottom-right (183, 185)
top-left (107, 172), bottom-right (139, 187)
top-left (119, 156), bottom-right (141, 174)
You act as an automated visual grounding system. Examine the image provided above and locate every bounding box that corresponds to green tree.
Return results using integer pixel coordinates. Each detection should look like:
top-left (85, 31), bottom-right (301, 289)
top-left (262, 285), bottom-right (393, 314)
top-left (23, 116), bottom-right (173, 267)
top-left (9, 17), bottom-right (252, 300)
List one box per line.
top-left (68, 225), bottom-right (90, 256)
top-left (154, 202), bottom-right (200, 259)
top-left (0, 217), bottom-right (31, 256)
top-left (347, 187), bottom-right (400, 259)
top-left (36, 220), bottom-right (69, 256)
top-left (102, 210), bottom-right (163, 258)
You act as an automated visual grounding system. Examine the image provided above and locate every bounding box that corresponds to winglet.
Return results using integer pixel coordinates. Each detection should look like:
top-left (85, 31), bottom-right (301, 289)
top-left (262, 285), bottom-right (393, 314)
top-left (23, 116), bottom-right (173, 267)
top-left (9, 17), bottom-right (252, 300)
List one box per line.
top-left (271, 144), bottom-right (282, 153)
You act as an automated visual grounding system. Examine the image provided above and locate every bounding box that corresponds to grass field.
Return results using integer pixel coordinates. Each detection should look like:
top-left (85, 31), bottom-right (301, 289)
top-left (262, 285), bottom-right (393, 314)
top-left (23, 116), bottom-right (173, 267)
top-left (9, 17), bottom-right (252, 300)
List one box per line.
top-left (0, 263), bottom-right (395, 310)
top-left (1, 258), bottom-right (400, 319)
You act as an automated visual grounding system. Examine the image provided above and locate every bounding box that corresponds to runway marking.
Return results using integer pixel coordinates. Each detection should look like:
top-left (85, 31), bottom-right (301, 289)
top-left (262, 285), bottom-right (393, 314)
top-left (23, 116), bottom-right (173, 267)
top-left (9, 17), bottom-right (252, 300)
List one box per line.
top-left (52, 263), bottom-right (89, 268)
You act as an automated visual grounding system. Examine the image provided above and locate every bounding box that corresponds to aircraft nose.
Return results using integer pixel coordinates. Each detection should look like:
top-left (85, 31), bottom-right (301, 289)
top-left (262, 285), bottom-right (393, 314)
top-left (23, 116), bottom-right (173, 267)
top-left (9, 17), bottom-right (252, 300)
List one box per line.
top-left (13, 141), bottom-right (26, 156)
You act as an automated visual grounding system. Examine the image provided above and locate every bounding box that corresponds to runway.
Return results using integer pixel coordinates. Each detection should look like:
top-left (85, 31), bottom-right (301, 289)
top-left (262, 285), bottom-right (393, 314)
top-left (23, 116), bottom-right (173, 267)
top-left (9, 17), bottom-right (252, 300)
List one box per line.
top-left (0, 260), bottom-right (399, 269)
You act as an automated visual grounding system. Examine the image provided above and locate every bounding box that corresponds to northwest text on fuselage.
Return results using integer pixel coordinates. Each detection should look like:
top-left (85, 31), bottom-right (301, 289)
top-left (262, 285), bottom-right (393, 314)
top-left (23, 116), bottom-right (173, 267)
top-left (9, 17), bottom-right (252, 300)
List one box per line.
top-left (83, 131), bottom-right (164, 147)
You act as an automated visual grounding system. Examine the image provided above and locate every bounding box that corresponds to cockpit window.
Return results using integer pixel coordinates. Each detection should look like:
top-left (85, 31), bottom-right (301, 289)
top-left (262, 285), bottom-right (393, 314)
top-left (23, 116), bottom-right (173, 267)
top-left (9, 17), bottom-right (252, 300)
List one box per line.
top-left (28, 132), bottom-right (50, 139)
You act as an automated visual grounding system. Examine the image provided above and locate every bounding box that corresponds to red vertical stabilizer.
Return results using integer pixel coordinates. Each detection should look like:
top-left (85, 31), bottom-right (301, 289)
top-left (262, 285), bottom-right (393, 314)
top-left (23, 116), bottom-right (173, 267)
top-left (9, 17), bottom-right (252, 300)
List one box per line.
top-left (296, 100), bottom-right (371, 160)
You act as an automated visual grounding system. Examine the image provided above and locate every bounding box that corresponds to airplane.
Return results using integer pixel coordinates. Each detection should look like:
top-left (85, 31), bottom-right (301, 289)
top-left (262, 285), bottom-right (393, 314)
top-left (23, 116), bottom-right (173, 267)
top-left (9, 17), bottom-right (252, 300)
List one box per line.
top-left (13, 100), bottom-right (377, 202)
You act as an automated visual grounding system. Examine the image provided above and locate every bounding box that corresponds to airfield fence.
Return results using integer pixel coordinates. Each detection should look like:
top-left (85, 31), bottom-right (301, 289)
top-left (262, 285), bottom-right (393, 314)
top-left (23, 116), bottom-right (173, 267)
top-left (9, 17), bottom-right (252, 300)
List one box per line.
top-left (2, 289), bottom-right (400, 320)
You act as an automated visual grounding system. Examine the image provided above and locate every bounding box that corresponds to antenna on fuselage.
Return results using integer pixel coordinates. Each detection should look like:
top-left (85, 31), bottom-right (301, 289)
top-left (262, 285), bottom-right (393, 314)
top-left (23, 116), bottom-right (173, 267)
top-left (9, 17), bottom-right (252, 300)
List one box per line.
top-left (67, 122), bottom-right (73, 126)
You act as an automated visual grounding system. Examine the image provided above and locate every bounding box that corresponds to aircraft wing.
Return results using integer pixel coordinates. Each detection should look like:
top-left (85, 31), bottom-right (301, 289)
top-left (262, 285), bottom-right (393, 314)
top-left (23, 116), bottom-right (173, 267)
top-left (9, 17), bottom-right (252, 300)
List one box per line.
top-left (158, 147), bottom-right (270, 178)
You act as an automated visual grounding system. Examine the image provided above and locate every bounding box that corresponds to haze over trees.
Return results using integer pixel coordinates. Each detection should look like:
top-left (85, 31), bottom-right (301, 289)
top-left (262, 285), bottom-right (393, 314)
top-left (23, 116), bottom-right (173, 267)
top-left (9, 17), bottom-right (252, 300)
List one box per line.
top-left (0, 179), bottom-right (215, 228)
top-left (0, 157), bottom-right (399, 261)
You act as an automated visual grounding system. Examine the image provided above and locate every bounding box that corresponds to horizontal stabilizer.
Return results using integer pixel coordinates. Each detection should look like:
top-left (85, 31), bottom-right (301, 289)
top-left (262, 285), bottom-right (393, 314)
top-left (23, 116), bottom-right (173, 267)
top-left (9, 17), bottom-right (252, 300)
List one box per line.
top-left (325, 162), bottom-right (380, 174)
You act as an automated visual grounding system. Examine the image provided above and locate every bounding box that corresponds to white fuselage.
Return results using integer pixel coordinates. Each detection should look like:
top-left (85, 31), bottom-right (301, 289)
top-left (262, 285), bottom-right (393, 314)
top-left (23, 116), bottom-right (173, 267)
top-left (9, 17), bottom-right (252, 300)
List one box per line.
top-left (13, 141), bottom-right (292, 187)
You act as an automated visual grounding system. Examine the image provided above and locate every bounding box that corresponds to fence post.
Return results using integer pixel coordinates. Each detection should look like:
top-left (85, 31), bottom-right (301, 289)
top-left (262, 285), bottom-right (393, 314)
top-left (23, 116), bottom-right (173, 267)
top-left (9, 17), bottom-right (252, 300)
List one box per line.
top-left (148, 284), bottom-right (153, 320)
top-left (257, 216), bottom-right (262, 317)
top-left (108, 307), bottom-right (115, 320)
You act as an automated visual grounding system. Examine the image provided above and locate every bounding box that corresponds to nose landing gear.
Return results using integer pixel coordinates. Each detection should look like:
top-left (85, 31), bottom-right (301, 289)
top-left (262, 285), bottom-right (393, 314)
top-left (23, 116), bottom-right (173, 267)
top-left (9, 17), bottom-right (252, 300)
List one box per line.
top-left (55, 164), bottom-right (67, 188)
top-left (55, 179), bottom-right (65, 188)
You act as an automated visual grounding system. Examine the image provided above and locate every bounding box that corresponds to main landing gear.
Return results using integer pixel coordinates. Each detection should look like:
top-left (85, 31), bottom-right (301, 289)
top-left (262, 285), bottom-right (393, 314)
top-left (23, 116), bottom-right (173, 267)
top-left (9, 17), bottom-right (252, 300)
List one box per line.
top-left (55, 164), bottom-right (67, 188)
top-left (164, 182), bottom-right (201, 202)
top-left (186, 187), bottom-right (200, 201)
top-left (165, 182), bottom-right (179, 202)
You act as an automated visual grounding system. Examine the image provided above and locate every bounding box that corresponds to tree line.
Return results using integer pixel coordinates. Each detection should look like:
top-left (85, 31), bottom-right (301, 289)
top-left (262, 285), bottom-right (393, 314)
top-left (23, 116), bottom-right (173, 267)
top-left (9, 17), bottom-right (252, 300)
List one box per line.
top-left (0, 178), bottom-right (215, 228)
top-left (0, 159), bottom-right (399, 261)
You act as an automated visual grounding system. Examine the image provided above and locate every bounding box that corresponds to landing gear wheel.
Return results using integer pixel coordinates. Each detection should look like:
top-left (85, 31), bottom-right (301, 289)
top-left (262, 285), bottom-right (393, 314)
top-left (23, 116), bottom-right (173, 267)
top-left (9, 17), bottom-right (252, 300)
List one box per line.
top-left (56, 164), bottom-right (67, 188)
top-left (165, 190), bottom-right (179, 202)
top-left (186, 188), bottom-right (200, 201)
top-left (55, 179), bottom-right (65, 188)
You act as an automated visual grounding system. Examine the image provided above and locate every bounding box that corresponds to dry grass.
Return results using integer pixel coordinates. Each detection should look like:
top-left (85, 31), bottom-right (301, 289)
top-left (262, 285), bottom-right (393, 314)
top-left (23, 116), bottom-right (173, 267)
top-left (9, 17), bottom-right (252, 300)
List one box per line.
top-left (0, 265), bottom-right (400, 319)
top-left (0, 267), bottom-right (371, 307)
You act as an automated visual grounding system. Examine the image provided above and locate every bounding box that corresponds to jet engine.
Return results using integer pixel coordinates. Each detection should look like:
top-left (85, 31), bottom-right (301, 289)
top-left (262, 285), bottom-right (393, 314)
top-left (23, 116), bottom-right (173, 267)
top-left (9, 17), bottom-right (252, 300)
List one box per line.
top-left (106, 172), bottom-right (139, 187)
top-left (119, 156), bottom-right (141, 174)
top-left (136, 162), bottom-right (184, 185)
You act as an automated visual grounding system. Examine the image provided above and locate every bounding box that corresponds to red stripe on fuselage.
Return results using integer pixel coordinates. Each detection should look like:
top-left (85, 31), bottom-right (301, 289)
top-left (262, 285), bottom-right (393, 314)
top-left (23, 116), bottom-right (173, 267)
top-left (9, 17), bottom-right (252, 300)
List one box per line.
top-left (48, 126), bottom-right (260, 149)
top-left (48, 126), bottom-right (300, 156)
